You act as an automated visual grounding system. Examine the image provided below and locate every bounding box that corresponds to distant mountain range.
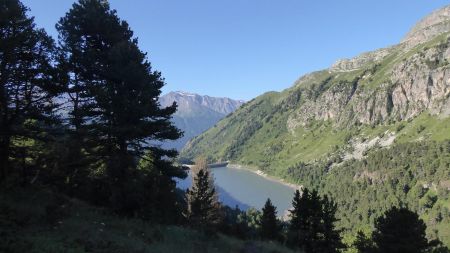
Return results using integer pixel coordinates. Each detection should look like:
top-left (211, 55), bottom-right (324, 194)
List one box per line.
top-left (159, 91), bottom-right (244, 151)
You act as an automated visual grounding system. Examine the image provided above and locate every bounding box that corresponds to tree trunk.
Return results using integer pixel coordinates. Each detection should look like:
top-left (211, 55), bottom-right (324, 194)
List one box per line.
top-left (0, 134), bottom-right (11, 181)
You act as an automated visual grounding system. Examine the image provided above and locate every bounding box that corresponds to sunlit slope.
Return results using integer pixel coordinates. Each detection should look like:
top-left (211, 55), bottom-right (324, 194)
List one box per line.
top-left (182, 32), bottom-right (450, 173)
top-left (181, 7), bottom-right (450, 246)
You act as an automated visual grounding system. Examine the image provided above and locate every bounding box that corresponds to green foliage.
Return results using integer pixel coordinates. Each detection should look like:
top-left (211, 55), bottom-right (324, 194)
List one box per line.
top-left (185, 168), bottom-right (222, 230)
top-left (0, 187), bottom-right (296, 253)
top-left (288, 189), bottom-right (344, 253)
top-left (1, 0), bottom-right (187, 225)
top-left (55, 0), bottom-right (185, 217)
top-left (2, 1), bottom-right (450, 252)
top-left (282, 140), bottom-right (450, 249)
top-left (235, 207), bottom-right (263, 239)
top-left (260, 198), bottom-right (281, 241)
top-left (0, 0), bottom-right (63, 183)
top-left (372, 207), bottom-right (433, 253)
top-left (353, 231), bottom-right (375, 253)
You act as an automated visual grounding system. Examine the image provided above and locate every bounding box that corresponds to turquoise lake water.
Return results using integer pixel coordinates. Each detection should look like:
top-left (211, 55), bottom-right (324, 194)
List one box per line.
top-left (176, 166), bottom-right (296, 214)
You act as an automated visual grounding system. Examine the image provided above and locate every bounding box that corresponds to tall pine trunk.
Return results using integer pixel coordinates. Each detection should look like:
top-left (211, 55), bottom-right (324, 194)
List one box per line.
top-left (0, 133), bottom-right (11, 181)
top-left (0, 74), bottom-right (9, 181)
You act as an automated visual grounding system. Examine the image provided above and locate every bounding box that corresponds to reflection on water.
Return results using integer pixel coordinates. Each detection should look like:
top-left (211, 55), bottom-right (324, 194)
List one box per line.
top-left (176, 166), bottom-right (295, 213)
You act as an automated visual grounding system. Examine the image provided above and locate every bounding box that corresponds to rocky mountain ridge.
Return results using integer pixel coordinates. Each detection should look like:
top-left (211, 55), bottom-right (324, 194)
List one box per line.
top-left (288, 35), bottom-right (450, 129)
top-left (159, 91), bottom-right (244, 150)
top-left (331, 5), bottom-right (450, 72)
top-left (288, 5), bottom-right (450, 128)
top-left (160, 91), bottom-right (244, 116)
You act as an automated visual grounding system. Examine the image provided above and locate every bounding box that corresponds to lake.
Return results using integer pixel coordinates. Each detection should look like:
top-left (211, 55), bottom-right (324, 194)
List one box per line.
top-left (176, 166), bottom-right (297, 215)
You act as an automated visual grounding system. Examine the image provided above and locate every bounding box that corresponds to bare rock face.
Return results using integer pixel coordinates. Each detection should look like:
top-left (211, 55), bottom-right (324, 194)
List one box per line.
top-left (390, 47), bottom-right (450, 119)
top-left (287, 31), bottom-right (450, 130)
top-left (402, 5), bottom-right (450, 47)
top-left (330, 47), bottom-right (393, 72)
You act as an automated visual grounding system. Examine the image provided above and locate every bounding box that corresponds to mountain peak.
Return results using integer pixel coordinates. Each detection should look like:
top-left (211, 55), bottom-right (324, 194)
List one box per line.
top-left (159, 91), bottom-right (245, 150)
top-left (402, 5), bottom-right (450, 46)
top-left (331, 5), bottom-right (450, 73)
top-left (167, 91), bottom-right (198, 97)
top-left (160, 91), bottom-right (245, 116)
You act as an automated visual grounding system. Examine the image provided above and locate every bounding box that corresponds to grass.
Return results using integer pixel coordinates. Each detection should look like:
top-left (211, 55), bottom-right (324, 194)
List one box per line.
top-left (232, 110), bottom-right (450, 186)
top-left (0, 187), bottom-right (298, 253)
top-left (394, 113), bottom-right (450, 143)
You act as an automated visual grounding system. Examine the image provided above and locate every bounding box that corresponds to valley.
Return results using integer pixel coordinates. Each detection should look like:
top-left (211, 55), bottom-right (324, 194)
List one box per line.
top-left (3, 0), bottom-right (450, 252)
top-left (177, 165), bottom-right (297, 215)
top-left (181, 5), bottom-right (450, 247)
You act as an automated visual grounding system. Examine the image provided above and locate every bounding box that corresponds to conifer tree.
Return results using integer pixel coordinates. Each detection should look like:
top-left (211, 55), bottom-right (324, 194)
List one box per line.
top-left (56, 0), bottom-right (184, 214)
top-left (288, 188), bottom-right (343, 253)
top-left (260, 198), bottom-right (280, 240)
top-left (353, 231), bottom-right (375, 253)
top-left (319, 195), bottom-right (345, 253)
top-left (0, 0), bottom-right (62, 183)
top-left (288, 188), bottom-right (316, 251)
top-left (185, 157), bottom-right (221, 229)
top-left (288, 189), bottom-right (305, 247)
top-left (372, 207), bottom-right (432, 253)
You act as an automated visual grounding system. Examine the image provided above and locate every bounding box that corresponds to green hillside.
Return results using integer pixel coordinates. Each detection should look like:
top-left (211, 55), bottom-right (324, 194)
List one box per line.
top-left (181, 15), bottom-right (450, 247)
top-left (182, 34), bottom-right (450, 170)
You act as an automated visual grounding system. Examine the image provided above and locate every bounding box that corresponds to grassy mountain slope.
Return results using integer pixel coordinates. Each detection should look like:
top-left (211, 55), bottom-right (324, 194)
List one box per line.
top-left (181, 6), bottom-right (450, 247)
top-left (182, 32), bottom-right (450, 171)
top-left (0, 188), bottom-right (295, 253)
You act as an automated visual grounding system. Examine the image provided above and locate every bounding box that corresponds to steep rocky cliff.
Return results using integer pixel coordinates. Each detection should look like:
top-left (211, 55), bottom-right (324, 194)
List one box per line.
top-left (291, 4), bottom-right (450, 128)
top-left (288, 33), bottom-right (450, 128)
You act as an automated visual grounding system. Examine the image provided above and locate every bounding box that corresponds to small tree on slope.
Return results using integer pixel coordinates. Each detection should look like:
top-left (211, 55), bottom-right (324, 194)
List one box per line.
top-left (372, 207), bottom-right (435, 253)
top-left (185, 157), bottom-right (222, 230)
top-left (288, 188), bottom-right (344, 253)
top-left (260, 198), bottom-right (281, 240)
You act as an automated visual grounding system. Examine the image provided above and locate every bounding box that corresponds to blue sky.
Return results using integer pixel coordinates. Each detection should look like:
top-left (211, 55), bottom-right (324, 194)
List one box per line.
top-left (23, 0), bottom-right (449, 100)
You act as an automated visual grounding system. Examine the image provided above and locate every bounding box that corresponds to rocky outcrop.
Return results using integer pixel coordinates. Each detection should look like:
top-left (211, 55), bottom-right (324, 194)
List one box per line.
top-left (287, 11), bottom-right (450, 130)
top-left (330, 47), bottom-right (394, 72)
top-left (402, 5), bottom-right (450, 48)
top-left (390, 46), bottom-right (450, 119)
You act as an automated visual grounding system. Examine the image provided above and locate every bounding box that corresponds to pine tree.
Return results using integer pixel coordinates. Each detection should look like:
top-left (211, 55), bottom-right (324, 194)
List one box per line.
top-left (288, 188), bottom-right (343, 253)
top-left (260, 198), bottom-right (280, 240)
top-left (56, 0), bottom-right (184, 214)
top-left (372, 207), bottom-right (431, 253)
top-left (319, 195), bottom-right (345, 253)
top-left (288, 188), bottom-right (316, 251)
top-left (0, 0), bottom-right (62, 183)
top-left (307, 189), bottom-right (323, 252)
top-left (353, 231), bottom-right (375, 253)
top-left (288, 189), bottom-right (305, 247)
top-left (185, 158), bottom-right (221, 230)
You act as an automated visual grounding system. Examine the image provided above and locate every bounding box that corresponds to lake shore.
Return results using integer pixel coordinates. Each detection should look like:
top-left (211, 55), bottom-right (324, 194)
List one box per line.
top-left (227, 163), bottom-right (303, 190)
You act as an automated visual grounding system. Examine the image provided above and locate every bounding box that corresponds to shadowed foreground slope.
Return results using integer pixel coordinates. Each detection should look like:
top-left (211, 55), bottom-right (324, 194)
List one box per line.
top-left (0, 188), bottom-right (297, 253)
